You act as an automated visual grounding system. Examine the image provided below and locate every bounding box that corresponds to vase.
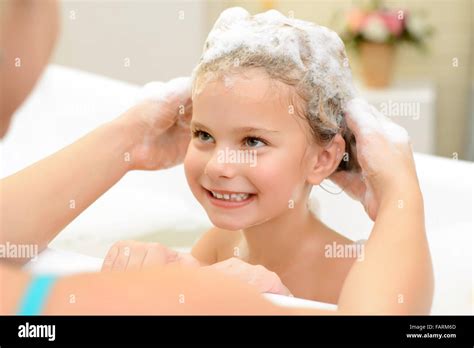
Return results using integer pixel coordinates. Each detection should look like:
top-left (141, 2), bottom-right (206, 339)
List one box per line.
top-left (359, 42), bottom-right (396, 88)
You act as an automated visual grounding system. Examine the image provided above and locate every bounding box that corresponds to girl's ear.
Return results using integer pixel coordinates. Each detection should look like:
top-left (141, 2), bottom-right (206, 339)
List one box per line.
top-left (306, 133), bottom-right (346, 185)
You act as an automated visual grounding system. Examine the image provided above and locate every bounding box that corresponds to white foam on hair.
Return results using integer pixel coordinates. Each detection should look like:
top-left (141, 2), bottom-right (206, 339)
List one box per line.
top-left (198, 7), bottom-right (356, 100)
top-left (138, 77), bottom-right (191, 103)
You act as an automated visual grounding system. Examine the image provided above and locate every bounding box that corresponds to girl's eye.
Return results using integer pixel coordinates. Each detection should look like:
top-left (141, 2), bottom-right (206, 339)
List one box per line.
top-left (193, 130), bottom-right (214, 143)
top-left (244, 137), bottom-right (266, 148)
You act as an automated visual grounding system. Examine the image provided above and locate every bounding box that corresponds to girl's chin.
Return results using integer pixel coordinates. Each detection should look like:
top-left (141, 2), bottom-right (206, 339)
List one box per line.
top-left (207, 213), bottom-right (273, 231)
top-left (208, 217), bottom-right (249, 231)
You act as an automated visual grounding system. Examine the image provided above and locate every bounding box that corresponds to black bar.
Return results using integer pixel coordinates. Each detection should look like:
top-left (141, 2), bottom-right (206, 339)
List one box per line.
top-left (0, 315), bottom-right (473, 346)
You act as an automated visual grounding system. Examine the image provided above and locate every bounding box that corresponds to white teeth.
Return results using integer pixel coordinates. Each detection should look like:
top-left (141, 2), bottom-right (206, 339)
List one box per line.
top-left (210, 191), bottom-right (250, 201)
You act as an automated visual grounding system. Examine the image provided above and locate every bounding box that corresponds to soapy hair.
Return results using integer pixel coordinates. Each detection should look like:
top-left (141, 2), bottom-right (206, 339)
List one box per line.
top-left (192, 7), bottom-right (360, 172)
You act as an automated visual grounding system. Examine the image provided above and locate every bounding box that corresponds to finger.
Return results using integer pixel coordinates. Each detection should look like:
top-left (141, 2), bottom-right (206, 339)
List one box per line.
top-left (265, 271), bottom-right (291, 296)
top-left (177, 105), bottom-right (193, 128)
top-left (166, 77), bottom-right (192, 102)
top-left (176, 114), bottom-right (192, 130)
top-left (380, 118), bottom-right (410, 144)
top-left (329, 170), bottom-right (362, 192)
top-left (329, 171), bottom-right (367, 202)
top-left (126, 243), bottom-right (148, 271)
top-left (138, 77), bottom-right (191, 104)
top-left (165, 246), bottom-right (180, 263)
top-left (344, 98), bottom-right (380, 139)
top-left (101, 245), bottom-right (119, 272)
top-left (347, 99), bottom-right (409, 144)
top-left (137, 81), bottom-right (166, 103)
top-left (328, 170), bottom-right (352, 189)
top-left (112, 243), bottom-right (132, 272)
top-left (369, 103), bottom-right (406, 135)
top-left (142, 243), bottom-right (173, 267)
top-left (176, 253), bottom-right (201, 268)
top-left (368, 104), bottom-right (387, 122)
top-left (269, 281), bottom-right (292, 296)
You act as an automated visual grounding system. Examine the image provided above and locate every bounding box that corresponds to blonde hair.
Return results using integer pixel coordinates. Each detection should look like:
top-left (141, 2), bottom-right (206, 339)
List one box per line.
top-left (192, 8), bottom-right (359, 172)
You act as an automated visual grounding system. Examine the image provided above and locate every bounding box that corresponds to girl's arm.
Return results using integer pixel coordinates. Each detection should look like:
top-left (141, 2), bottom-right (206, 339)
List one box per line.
top-left (0, 80), bottom-right (192, 264)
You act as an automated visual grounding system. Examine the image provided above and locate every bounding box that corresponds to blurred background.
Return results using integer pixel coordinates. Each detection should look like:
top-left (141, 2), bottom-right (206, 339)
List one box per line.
top-left (51, 0), bottom-right (473, 160)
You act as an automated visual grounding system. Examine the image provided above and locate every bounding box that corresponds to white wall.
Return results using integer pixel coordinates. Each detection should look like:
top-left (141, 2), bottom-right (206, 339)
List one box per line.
top-left (52, 0), bottom-right (207, 84)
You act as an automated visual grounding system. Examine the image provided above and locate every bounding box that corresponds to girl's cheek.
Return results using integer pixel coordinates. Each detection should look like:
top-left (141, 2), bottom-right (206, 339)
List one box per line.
top-left (255, 151), bottom-right (305, 201)
top-left (249, 155), bottom-right (290, 195)
top-left (184, 147), bottom-right (205, 187)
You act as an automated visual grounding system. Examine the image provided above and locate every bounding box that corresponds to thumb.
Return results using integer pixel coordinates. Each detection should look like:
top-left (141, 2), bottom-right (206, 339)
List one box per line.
top-left (176, 253), bottom-right (201, 268)
top-left (329, 170), bottom-right (368, 203)
top-left (266, 276), bottom-right (292, 296)
top-left (328, 170), bottom-right (351, 189)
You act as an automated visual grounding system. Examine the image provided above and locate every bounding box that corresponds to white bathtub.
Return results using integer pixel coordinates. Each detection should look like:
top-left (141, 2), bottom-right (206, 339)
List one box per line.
top-left (1, 65), bottom-right (472, 314)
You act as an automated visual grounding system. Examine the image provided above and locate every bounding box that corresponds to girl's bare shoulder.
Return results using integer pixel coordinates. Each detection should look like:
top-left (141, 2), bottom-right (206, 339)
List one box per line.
top-left (318, 226), bottom-right (362, 283)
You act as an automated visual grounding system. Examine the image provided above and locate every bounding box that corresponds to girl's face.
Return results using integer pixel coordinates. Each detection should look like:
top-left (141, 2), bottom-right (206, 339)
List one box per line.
top-left (184, 69), bottom-right (319, 231)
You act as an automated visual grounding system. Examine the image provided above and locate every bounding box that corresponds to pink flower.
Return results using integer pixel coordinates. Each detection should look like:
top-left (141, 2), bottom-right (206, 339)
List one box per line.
top-left (380, 11), bottom-right (404, 37)
top-left (347, 8), bottom-right (367, 33)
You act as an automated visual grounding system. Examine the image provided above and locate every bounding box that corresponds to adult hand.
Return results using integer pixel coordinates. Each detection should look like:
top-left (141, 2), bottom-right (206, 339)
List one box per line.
top-left (330, 98), bottom-right (420, 221)
top-left (116, 77), bottom-right (193, 170)
top-left (101, 240), bottom-right (199, 272)
top-left (103, 243), bottom-right (291, 296)
top-left (204, 257), bottom-right (292, 296)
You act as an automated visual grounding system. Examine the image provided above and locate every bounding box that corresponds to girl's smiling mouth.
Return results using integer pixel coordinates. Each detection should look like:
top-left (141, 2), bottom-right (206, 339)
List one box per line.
top-left (203, 187), bottom-right (257, 208)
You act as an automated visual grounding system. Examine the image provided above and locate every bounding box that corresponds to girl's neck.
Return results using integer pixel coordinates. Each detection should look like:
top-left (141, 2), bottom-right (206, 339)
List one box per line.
top-left (241, 201), bottom-right (325, 271)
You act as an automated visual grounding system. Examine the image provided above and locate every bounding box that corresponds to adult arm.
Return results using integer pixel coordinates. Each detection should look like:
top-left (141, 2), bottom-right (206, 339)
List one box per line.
top-left (0, 78), bottom-right (192, 264)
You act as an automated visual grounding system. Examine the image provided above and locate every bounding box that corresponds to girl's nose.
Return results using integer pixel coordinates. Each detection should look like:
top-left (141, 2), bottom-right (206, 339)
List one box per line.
top-left (204, 147), bottom-right (238, 180)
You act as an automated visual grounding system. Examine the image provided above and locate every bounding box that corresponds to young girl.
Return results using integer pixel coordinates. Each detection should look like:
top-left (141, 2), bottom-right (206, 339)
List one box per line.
top-left (102, 8), bottom-right (421, 305)
top-left (185, 8), bottom-right (363, 303)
